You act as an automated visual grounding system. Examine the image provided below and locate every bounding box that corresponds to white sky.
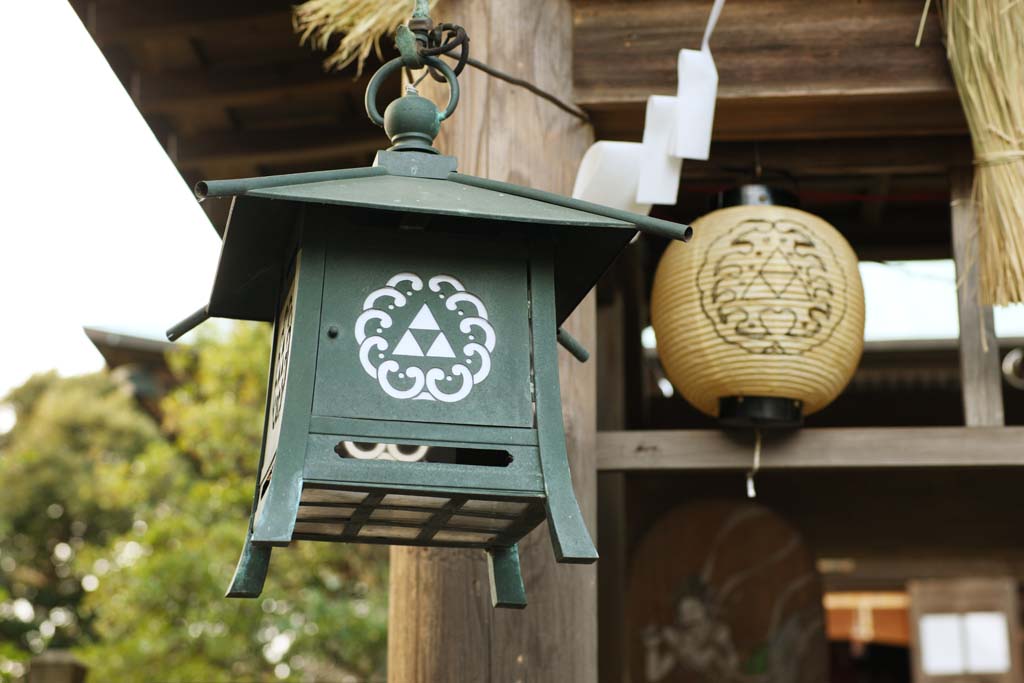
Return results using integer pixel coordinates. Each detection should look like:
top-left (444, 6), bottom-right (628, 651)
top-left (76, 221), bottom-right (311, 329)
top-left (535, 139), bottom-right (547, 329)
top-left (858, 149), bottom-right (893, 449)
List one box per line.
top-left (0, 1), bottom-right (219, 406)
top-left (1, 0), bottom-right (1023, 430)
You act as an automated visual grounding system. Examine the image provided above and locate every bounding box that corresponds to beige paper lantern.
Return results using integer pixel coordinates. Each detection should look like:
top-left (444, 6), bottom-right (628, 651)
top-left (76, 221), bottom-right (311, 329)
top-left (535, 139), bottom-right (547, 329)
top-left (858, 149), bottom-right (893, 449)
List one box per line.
top-left (651, 191), bottom-right (865, 426)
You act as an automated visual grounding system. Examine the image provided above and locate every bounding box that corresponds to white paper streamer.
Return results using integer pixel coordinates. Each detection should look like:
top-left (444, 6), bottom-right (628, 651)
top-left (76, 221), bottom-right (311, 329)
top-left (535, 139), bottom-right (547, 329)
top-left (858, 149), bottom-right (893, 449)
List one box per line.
top-left (671, 48), bottom-right (718, 161)
top-left (575, 0), bottom-right (725, 212)
top-left (571, 141), bottom-right (652, 215)
top-left (636, 96), bottom-right (684, 205)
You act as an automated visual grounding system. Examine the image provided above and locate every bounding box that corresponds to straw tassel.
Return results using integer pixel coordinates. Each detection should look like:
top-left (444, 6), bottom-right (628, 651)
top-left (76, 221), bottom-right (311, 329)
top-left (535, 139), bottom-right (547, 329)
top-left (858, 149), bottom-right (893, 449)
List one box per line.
top-left (937, 1), bottom-right (1024, 305)
top-left (293, 0), bottom-right (440, 74)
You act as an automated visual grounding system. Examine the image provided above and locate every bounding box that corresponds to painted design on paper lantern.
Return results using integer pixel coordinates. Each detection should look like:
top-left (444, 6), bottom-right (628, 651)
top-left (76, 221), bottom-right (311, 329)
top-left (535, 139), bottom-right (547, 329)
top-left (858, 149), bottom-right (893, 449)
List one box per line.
top-left (357, 272), bottom-right (495, 402)
top-left (697, 219), bottom-right (848, 355)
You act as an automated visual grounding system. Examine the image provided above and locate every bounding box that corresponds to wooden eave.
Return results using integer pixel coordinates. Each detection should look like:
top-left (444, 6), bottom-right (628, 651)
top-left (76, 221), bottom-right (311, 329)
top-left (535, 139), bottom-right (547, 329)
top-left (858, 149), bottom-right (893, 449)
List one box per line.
top-left (68, 0), bottom-right (395, 229)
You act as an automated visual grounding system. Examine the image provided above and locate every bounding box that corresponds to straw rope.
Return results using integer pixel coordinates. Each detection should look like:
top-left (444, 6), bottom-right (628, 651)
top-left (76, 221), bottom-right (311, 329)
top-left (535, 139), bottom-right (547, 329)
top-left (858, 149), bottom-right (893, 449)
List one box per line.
top-left (293, 0), bottom-right (440, 74)
top-left (651, 205), bottom-right (865, 418)
top-left (938, 0), bottom-right (1024, 305)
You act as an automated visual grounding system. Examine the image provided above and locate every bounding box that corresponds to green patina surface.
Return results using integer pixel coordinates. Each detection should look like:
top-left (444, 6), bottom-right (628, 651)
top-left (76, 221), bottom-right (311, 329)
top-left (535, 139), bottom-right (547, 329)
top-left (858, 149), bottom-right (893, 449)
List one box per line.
top-left (177, 69), bottom-right (690, 609)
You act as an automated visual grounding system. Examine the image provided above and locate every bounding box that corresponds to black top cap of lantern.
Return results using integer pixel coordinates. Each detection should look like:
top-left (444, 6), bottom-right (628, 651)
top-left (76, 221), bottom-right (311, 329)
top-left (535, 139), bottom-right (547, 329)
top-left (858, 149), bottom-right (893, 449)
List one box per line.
top-left (717, 183), bottom-right (800, 209)
top-left (184, 49), bottom-right (691, 334)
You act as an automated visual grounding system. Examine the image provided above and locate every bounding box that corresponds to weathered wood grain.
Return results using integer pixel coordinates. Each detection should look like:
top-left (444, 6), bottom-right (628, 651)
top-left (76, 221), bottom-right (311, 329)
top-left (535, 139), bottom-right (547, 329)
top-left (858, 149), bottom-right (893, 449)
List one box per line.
top-left (951, 168), bottom-right (1005, 427)
top-left (596, 277), bottom-right (628, 683)
top-left (176, 123), bottom-right (383, 171)
top-left (387, 0), bottom-right (598, 680)
top-left (597, 427), bottom-right (1024, 470)
top-left (679, 136), bottom-right (973, 178)
top-left (134, 62), bottom-right (367, 117)
top-left (574, 0), bottom-right (964, 140)
top-left (81, 0), bottom-right (291, 47)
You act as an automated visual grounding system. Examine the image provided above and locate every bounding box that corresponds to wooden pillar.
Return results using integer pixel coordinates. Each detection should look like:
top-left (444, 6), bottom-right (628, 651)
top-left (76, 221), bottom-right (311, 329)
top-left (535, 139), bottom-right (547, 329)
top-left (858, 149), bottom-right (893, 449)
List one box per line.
top-left (387, 1), bottom-right (598, 680)
top-left (597, 472), bottom-right (627, 683)
top-left (951, 168), bottom-right (1004, 426)
top-left (27, 651), bottom-right (87, 683)
top-left (596, 256), bottom-right (632, 683)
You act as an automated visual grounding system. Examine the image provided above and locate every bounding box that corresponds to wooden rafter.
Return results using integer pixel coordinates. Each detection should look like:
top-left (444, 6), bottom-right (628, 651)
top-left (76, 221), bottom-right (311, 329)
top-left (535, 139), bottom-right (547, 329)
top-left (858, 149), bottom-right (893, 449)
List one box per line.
top-left (681, 136), bottom-right (973, 178)
top-left (131, 62), bottom-right (368, 117)
top-left (80, 0), bottom-right (292, 47)
top-left (176, 122), bottom-right (385, 171)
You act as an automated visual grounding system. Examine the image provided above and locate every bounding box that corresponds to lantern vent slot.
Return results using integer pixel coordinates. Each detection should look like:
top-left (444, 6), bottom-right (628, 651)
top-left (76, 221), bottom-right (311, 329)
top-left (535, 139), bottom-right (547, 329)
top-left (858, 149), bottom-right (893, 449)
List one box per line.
top-left (334, 441), bottom-right (512, 467)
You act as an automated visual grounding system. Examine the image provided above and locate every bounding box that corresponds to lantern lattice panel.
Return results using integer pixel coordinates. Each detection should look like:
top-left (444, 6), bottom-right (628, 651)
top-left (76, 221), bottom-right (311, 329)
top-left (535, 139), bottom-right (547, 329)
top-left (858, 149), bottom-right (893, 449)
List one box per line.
top-left (293, 485), bottom-right (546, 548)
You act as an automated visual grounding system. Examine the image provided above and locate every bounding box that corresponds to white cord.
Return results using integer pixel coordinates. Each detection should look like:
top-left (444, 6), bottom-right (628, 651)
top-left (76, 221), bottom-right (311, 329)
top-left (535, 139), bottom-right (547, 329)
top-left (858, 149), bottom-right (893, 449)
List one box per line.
top-left (701, 0), bottom-right (727, 52)
top-left (746, 428), bottom-right (762, 498)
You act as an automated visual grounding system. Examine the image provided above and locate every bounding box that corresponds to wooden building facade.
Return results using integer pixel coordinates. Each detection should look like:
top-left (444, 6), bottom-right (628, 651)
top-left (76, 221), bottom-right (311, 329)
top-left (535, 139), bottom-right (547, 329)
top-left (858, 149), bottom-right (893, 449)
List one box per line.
top-left (71, 0), bottom-right (1024, 680)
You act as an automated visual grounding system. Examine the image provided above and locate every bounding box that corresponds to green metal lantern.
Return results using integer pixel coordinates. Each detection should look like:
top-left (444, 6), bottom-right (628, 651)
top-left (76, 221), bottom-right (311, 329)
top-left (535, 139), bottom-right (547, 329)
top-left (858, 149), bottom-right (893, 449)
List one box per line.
top-left (167, 56), bottom-right (690, 608)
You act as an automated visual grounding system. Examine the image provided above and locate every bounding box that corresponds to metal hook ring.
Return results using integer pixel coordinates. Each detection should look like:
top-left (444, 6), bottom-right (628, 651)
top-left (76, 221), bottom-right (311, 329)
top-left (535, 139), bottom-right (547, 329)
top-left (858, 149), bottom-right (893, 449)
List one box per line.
top-left (364, 55), bottom-right (460, 128)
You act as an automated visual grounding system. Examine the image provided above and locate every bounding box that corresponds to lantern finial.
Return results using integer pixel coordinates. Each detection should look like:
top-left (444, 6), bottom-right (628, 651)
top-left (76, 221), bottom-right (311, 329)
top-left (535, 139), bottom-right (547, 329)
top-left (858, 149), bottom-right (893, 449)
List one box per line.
top-left (364, 55), bottom-right (459, 154)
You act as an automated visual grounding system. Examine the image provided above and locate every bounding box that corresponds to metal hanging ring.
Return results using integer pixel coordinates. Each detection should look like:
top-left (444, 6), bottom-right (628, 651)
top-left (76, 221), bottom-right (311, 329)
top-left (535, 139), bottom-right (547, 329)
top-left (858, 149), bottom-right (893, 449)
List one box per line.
top-left (422, 24), bottom-right (470, 81)
top-left (364, 55), bottom-right (460, 128)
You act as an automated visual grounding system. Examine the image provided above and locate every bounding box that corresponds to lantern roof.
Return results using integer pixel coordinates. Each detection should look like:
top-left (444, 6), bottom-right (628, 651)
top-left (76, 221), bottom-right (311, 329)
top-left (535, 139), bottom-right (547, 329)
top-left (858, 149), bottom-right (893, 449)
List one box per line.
top-left (195, 150), bottom-right (691, 327)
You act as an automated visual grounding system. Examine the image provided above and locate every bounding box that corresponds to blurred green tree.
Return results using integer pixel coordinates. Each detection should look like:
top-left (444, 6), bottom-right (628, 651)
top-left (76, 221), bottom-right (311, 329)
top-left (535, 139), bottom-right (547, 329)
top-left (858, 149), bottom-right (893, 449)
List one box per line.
top-left (0, 324), bottom-right (387, 682)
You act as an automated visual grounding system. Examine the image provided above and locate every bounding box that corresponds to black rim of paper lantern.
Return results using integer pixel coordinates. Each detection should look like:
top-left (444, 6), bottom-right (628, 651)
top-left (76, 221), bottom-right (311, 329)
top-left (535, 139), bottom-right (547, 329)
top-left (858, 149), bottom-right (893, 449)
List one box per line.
top-left (719, 396), bottom-right (804, 429)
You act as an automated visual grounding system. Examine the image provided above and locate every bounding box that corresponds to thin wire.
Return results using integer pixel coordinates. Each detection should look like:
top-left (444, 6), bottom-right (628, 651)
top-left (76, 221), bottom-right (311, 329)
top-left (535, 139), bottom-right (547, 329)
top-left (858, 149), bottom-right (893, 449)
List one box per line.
top-left (463, 56), bottom-right (590, 123)
top-left (405, 21), bottom-right (590, 123)
top-left (746, 429), bottom-right (762, 499)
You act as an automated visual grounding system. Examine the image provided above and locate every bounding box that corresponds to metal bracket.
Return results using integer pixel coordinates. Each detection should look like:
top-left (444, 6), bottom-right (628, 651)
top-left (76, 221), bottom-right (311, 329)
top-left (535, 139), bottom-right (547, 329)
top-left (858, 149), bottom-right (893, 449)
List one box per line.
top-left (557, 327), bottom-right (590, 363)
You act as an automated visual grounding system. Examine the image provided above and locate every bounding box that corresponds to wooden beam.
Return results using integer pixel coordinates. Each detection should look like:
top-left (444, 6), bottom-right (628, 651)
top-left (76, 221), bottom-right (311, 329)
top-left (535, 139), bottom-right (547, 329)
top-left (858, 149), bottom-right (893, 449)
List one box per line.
top-left (133, 62), bottom-right (366, 117)
top-left (387, 0), bottom-right (598, 680)
top-left (676, 137), bottom-right (973, 179)
top-left (822, 556), bottom-right (1024, 591)
top-left (574, 0), bottom-right (964, 140)
top-left (597, 427), bottom-right (1024, 471)
top-left (951, 168), bottom-right (1005, 426)
top-left (85, 0), bottom-right (291, 46)
top-left (176, 123), bottom-right (384, 171)
top-left (587, 92), bottom-right (966, 143)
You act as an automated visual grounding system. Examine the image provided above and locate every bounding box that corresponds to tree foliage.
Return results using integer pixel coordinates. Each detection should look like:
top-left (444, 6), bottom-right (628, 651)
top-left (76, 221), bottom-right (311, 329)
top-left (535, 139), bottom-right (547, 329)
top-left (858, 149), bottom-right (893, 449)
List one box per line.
top-left (0, 324), bottom-right (387, 681)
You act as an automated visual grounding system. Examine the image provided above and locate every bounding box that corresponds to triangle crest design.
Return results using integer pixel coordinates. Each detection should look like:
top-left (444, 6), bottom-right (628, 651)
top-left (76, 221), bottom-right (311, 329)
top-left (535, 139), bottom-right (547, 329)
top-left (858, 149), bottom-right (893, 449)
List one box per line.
top-left (393, 330), bottom-right (425, 357)
top-left (425, 332), bottom-right (457, 358)
top-left (409, 304), bottom-right (441, 330)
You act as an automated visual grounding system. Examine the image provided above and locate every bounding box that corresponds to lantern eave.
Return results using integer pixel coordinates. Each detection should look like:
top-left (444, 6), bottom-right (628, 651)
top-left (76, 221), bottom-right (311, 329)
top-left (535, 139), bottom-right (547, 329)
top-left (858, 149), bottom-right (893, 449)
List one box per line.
top-left (196, 151), bottom-right (690, 327)
top-left (243, 172), bottom-right (634, 229)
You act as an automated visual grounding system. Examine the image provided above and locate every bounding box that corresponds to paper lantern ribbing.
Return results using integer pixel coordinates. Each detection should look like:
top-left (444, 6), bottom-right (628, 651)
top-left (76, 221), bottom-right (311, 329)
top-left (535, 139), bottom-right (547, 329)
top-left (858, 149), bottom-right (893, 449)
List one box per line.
top-left (651, 202), bottom-right (865, 425)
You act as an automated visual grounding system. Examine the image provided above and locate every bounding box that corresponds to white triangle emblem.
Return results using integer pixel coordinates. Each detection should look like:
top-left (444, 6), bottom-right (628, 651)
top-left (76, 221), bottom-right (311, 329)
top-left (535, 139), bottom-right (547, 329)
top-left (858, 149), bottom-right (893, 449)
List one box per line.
top-left (409, 304), bottom-right (441, 330)
top-left (393, 330), bottom-right (425, 357)
top-left (425, 332), bottom-right (457, 358)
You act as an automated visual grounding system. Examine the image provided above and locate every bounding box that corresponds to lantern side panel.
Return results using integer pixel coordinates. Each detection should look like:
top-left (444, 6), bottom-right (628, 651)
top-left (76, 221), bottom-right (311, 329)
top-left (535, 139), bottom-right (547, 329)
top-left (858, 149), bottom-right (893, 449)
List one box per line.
top-left (251, 225), bottom-right (329, 545)
top-left (261, 251), bottom-right (300, 484)
top-left (312, 221), bottom-right (534, 428)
